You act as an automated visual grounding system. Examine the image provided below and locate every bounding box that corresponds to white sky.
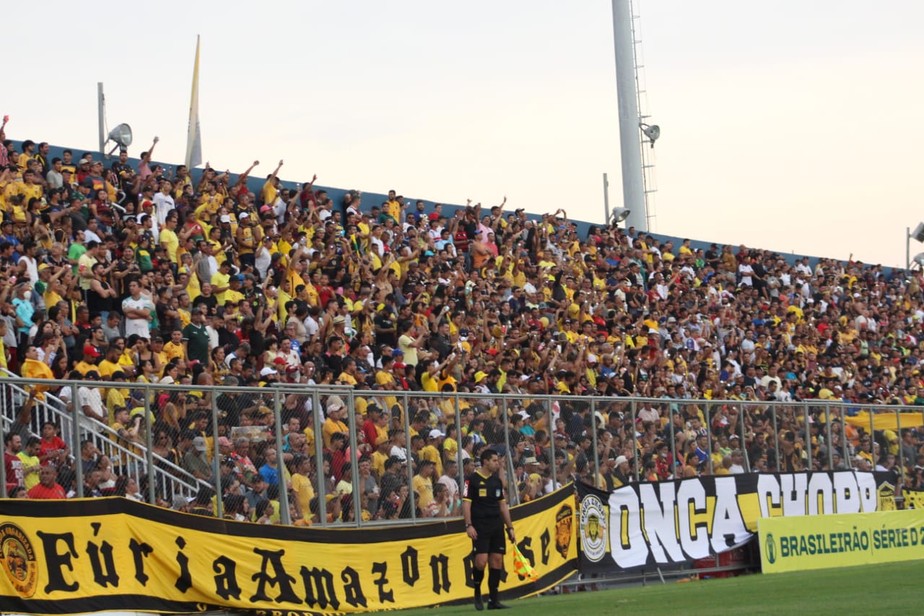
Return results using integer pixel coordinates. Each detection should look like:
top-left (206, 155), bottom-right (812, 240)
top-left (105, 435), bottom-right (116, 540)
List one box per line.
top-left (5, 0), bottom-right (923, 266)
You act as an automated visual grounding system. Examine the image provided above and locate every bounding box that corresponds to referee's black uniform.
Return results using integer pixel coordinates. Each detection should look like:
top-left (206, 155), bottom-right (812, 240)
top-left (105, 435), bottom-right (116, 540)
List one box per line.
top-left (463, 459), bottom-right (512, 610)
top-left (465, 469), bottom-right (507, 555)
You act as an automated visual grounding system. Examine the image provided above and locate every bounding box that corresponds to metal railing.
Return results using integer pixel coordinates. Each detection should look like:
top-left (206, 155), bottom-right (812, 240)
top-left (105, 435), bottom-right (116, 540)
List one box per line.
top-left (1, 370), bottom-right (208, 502)
top-left (3, 373), bottom-right (923, 527)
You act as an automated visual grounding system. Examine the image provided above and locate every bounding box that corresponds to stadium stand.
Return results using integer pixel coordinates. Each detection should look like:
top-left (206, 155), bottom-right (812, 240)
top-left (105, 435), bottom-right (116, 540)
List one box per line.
top-left (1, 117), bottom-right (923, 524)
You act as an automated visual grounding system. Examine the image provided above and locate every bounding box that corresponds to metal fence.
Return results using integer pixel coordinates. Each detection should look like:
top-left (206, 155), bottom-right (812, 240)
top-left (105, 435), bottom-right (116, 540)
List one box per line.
top-left (2, 373), bottom-right (923, 526)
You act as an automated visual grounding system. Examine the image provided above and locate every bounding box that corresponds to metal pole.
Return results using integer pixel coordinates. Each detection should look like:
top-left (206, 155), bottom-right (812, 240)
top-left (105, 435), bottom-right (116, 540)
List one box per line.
top-left (97, 82), bottom-right (106, 156)
top-left (631, 400), bottom-right (639, 482)
top-left (345, 389), bottom-right (361, 527)
top-left (907, 227), bottom-right (911, 271)
top-left (895, 408), bottom-right (904, 489)
top-left (841, 406), bottom-right (850, 469)
top-left (546, 397), bottom-right (557, 492)
top-left (804, 405), bottom-right (812, 468)
top-left (590, 399), bottom-right (600, 489)
top-left (403, 393), bottom-right (416, 521)
top-left (313, 390), bottom-right (326, 527)
top-left (771, 405), bottom-right (780, 473)
top-left (209, 394), bottom-right (222, 514)
top-left (825, 404), bottom-right (834, 471)
top-left (705, 403), bottom-right (714, 475)
top-left (72, 382), bottom-right (84, 498)
top-left (740, 403), bottom-right (750, 472)
top-left (610, 0), bottom-right (647, 232)
top-left (603, 172), bottom-right (611, 225)
top-left (501, 398), bottom-right (516, 504)
top-left (144, 394), bottom-right (156, 505)
top-left (0, 394), bottom-right (7, 497)
top-left (272, 388), bottom-right (290, 526)
top-left (666, 400), bottom-right (675, 478)
top-left (454, 393), bottom-right (463, 513)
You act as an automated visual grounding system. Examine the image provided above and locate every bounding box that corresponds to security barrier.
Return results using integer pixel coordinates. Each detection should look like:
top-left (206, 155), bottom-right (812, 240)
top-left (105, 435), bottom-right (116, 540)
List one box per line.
top-left (2, 373), bottom-right (923, 530)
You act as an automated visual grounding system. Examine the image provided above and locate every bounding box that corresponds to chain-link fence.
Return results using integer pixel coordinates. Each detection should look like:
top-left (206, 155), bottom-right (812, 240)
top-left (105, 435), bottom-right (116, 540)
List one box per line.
top-left (3, 373), bottom-right (924, 525)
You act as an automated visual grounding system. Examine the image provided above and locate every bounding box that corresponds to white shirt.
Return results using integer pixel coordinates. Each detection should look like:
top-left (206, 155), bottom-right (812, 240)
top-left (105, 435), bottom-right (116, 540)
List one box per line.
top-left (255, 246), bottom-right (272, 280)
top-left (77, 386), bottom-right (106, 431)
top-left (738, 263), bottom-right (754, 287)
top-left (153, 192), bottom-right (175, 226)
top-left (84, 229), bottom-right (103, 244)
top-left (304, 315), bottom-right (319, 340)
top-left (18, 254), bottom-right (39, 286)
top-left (122, 295), bottom-right (153, 339)
top-left (437, 474), bottom-right (459, 503)
top-left (206, 325), bottom-right (220, 350)
top-left (46, 169), bottom-right (64, 190)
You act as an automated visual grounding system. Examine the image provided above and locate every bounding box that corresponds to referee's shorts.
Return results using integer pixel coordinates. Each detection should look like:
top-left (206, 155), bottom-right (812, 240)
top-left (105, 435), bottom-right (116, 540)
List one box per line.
top-left (471, 519), bottom-right (506, 555)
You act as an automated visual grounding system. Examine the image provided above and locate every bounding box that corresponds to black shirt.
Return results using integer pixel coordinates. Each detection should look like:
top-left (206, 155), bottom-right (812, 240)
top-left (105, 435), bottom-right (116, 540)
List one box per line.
top-left (464, 470), bottom-right (505, 523)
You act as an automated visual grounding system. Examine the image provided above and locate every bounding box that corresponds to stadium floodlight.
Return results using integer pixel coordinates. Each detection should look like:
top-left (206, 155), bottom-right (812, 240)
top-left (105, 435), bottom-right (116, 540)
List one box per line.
top-left (610, 207), bottom-right (631, 225)
top-left (913, 253), bottom-right (924, 268)
top-left (104, 123), bottom-right (133, 156)
top-left (639, 122), bottom-right (660, 148)
top-left (906, 223), bottom-right (924, 269)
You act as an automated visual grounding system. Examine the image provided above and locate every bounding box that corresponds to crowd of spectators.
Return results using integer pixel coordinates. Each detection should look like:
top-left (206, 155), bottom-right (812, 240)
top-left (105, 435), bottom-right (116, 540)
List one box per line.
top-left (2, 117), bottom-right (924, 524)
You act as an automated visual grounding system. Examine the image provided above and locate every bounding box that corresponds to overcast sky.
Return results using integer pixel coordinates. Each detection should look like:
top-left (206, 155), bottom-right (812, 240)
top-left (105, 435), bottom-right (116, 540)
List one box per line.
top-left (5, 0), bottom-right (923, 266)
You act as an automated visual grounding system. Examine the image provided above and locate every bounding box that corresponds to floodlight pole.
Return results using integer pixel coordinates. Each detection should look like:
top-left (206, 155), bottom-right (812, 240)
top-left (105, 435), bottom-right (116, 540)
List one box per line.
top-left (907, 226), bottom-right (911, 271)
top-left (603, 172), bottom-right (610, 225)
top-left (97, 82), bottom-right (106, 157)
top-left (611, 0), bottom-right (647, 232)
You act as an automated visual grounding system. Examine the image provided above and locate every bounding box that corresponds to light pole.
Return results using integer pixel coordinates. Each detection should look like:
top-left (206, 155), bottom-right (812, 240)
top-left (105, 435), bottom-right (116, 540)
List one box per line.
top-left (906, 223), bottom-right (924, 270)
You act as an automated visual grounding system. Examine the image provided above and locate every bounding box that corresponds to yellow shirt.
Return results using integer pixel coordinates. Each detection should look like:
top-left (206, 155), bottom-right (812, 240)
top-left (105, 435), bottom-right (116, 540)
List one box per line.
top-left (419, 444), bottom-right (443, 477)
top-left (412, 475), bottom-right (434, 510)
top-left (211, 271), bottom-right (230, 304)
top-left (262, 181), bottom-right (278, 207)
top-left (160, 228), bottom-right (179, 263)
top-left (291, 473), bottom-right (315, 519)
top-left (420, 370), bottom-right (440, 393)
top-left (97, 359), bottom-right (122, 379)
top-left (164, 341), bottom-right (185, 363)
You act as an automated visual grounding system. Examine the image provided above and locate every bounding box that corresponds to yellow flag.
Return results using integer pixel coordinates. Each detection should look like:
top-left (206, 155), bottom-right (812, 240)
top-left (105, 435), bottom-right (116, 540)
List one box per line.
top-left (512, 544), bottom-right (539, 582)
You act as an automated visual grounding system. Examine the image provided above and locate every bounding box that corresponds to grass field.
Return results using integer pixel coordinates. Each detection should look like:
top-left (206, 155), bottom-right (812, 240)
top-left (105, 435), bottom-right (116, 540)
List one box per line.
top-left (394, 561), bottom-right (924, 615)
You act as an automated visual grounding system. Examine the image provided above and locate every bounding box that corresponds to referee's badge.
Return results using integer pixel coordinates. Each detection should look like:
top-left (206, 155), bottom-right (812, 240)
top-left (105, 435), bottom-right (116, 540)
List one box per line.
top-left (479, 489), bottom-right (487, 497)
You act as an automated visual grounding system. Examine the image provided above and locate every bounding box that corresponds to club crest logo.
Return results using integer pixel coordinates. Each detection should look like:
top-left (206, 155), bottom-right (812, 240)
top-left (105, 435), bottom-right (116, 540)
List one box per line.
top-left (579, 495), bottom-right (608, 563)
top-left (0, 523), bottom-right (38, 598)
top-left (555, 504), bottom-right (574, 559)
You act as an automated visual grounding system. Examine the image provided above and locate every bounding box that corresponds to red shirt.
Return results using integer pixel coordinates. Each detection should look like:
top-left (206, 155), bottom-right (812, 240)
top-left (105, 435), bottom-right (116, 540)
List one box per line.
top-left (39, 436), bottom-right (67, 464)
top-left (4, 452), bottom-right (23, 491)
top-left (361, 419), bottom-right (379, 450)
top-left (28, 482), bottom-right (67, 500)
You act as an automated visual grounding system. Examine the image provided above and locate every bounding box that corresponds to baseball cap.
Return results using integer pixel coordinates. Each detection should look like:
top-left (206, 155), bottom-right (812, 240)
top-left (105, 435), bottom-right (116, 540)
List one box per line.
top-left (193, 436), bottom-right (207, 452)
top-left (428, 429), bottom-right (445, 440)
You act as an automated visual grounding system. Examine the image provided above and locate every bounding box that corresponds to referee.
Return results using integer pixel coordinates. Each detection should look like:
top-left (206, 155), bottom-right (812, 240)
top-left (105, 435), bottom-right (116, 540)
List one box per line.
top-left (463, 448), bottom-right (515, 610)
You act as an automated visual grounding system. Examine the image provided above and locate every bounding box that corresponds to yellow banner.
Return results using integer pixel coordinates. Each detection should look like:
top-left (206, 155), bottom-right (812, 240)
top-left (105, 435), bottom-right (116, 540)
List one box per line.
top-left (758, 509), bottom-right (924, 574)
top-left (0, 489), bottom-right (576, 614)
top-left (843, 410), bottom-right (924, 432)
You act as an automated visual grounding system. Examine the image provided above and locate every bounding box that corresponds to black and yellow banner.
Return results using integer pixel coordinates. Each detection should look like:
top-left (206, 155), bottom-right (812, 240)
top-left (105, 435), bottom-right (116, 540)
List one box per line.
top-left (0, 489), bottom-right (577, 614)
top-left (577, 471), bottom-right (895, 572)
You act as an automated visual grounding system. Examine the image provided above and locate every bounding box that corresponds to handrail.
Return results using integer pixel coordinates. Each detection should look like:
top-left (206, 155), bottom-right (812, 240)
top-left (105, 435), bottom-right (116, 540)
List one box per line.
top-left (0, 371), bottom-right (207, 500)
